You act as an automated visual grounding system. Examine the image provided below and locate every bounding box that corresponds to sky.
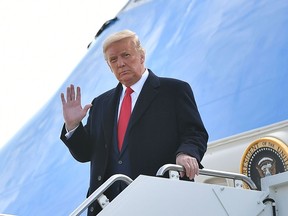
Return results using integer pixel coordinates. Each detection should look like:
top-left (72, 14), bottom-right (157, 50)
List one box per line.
top-left (0, 0), bottom-right (128, 149)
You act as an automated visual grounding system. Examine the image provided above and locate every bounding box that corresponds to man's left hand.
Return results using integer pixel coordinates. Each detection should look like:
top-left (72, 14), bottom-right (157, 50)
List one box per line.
top-left (176, 154), bottom-right (199, 180)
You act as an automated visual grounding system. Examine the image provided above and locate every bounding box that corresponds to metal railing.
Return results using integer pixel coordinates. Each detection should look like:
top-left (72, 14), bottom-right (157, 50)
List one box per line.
top-left (156, 164), bottom-right (258, 190)
top-left (69, 174), bottom-right (133, 216)
top-left (70, 164), bottom-right (257, 215)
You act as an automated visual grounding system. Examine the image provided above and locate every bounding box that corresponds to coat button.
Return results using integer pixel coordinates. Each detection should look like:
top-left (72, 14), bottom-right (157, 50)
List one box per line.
top-left (90, 206), bottom-right (94, 212)
top-left (97, 176), bottom-right (102, 181)
top-left (118, 160), bottom-right (123, 165)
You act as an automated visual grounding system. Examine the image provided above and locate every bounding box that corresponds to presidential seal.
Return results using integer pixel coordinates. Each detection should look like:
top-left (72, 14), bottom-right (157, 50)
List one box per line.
top-left (240, 137), bottom-right (288, 190)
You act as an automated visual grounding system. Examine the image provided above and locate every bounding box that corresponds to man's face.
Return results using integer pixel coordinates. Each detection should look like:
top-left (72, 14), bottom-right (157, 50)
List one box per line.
top-left (105, 38), bottom-right (145, 87)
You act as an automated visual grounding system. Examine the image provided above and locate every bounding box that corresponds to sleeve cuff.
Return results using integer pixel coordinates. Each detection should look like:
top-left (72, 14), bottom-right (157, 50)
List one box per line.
top-left (64, 125), bottom-right (79, 139)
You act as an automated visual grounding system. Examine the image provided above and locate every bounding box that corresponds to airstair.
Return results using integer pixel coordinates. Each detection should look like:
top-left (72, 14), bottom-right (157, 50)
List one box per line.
top-left (70, 164), bottom-right (288, 216)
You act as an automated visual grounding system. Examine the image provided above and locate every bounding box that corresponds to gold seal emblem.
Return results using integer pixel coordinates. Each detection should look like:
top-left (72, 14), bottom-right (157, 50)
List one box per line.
top-left (240, 137), bottom-right (288, 190)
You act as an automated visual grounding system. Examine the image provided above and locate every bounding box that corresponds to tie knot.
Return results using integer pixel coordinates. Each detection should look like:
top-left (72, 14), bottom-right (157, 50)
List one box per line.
top-left (125, 87), bottom-right (134, 95)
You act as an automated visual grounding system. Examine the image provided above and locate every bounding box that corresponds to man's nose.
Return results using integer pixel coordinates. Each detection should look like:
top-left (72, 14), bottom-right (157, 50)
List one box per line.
top-left (117, 58), bottom-right (125, 67)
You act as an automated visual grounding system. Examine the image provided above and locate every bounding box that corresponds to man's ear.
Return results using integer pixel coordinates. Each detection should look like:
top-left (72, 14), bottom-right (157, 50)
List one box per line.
top-left (140, 54), bottom-right (145, 64)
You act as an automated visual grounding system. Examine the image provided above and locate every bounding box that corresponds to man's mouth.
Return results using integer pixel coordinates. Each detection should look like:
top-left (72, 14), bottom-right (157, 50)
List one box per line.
top-left (120, 70), bottom-right (129, 76)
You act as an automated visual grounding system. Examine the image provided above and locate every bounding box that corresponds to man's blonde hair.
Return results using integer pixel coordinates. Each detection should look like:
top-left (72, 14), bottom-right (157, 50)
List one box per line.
top-left (102, 30), bottom-right (145, 60)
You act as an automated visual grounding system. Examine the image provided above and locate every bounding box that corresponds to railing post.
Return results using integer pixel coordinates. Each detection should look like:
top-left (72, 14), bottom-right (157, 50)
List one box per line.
top-left (69, 174), bottom-right (133, 216)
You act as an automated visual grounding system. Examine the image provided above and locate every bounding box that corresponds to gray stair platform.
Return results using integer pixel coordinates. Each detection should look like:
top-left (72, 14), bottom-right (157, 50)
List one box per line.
top-left (98, 175), bottom-right (269, 216)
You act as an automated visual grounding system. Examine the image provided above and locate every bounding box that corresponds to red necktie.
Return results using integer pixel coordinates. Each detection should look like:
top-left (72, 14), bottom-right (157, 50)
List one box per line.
top-left (118, 87), bottom-right (133, 151)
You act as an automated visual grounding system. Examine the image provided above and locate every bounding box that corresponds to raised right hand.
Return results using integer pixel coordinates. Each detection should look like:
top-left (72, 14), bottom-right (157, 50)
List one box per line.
top-left (60, 84), bottom-right (92, 131)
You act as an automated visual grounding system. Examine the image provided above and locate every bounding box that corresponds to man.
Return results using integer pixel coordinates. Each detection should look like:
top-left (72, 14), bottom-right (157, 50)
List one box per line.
top-left (60, 29), bottom-right (208, 215)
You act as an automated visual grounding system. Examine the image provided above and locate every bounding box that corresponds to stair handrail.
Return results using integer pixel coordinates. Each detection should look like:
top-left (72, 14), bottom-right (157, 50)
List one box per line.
top-left (156, 164), bottom-right (258, 190)
top-left (69, 174), bottom-right (133, 216)
top-left (71, 165), bottom-right (257, 215)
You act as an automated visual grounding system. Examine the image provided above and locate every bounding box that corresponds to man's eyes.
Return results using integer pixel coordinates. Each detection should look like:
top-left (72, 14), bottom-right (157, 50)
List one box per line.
top-left (109, 58), bottom-right (117, 63)
top-left (109, 53), bottom-right (131, 63)
top-left (123, 53), bottom-right (131, 58)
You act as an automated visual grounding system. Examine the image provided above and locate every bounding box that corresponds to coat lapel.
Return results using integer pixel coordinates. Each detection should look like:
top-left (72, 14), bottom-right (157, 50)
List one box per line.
top-left (104, 71), bottom-right (160, 154)
top-left (128, 70), bottom-right (160, 130)
top-left (102, 83), bottom-right (122, 147)
top-left (120, 71), bottom-right (160, 154)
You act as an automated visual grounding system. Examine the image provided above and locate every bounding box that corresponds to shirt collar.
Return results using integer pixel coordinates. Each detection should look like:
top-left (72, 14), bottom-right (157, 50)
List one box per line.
top-left (122, 68), bottom-right (149, 94)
